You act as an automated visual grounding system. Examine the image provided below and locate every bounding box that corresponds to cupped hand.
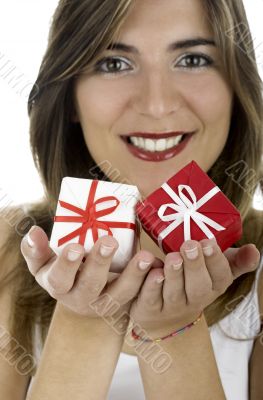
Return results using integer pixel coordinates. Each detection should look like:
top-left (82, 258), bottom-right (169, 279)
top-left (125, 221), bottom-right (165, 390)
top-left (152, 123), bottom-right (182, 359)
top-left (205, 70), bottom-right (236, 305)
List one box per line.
top-left (20, 226), bottom-right (160, 318)
top-left (129, 238), bottom-right (261, 338)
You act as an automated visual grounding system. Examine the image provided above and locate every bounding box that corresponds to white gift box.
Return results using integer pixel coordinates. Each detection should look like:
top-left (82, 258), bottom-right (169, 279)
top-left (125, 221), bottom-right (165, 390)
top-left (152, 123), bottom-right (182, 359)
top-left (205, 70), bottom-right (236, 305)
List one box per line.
top-left (49, 177), bottom-right (141, 272)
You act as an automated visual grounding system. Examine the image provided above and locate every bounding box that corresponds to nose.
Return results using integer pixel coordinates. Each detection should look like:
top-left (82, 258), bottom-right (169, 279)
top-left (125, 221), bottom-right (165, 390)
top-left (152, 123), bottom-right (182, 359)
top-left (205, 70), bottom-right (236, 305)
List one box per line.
top-left (134, 70), bottom-right (184, 119)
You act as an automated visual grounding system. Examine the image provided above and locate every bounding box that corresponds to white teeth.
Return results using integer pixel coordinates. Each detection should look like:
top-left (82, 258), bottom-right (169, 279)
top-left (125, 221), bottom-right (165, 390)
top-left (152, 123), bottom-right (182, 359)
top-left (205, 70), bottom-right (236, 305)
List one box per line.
top-left (132, 137), bottom-right (139, 147)
top-left (172, 136), bottom-right (183, 146)
top-left (144, 138), bottom-right (155, 151)
top-left (166, 137), bottom-right (175, 149)
top-left (129, 135), bottom-right (184, 152)
top-left (155, 138), bottom-right (166, 151)
top-left (138, 137), bottom-right (144, 149)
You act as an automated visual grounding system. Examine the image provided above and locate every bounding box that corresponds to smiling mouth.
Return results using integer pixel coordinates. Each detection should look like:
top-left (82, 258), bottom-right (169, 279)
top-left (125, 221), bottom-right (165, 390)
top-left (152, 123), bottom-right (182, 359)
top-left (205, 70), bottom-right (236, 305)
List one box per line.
top-left (120, 131), bottom-right (196, 162)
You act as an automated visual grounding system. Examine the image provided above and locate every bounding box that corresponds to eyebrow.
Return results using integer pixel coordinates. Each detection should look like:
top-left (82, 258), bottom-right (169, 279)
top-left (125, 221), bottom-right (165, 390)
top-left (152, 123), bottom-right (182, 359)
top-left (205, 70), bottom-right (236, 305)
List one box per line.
top-left (106, 37), bottom-right (216, 54)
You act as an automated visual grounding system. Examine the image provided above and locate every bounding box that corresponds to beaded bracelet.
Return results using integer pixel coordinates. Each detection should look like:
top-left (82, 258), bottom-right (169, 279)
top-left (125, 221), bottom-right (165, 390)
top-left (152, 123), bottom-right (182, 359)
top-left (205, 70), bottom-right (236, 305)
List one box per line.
top-left (131, 312), bottom-right (203, 343)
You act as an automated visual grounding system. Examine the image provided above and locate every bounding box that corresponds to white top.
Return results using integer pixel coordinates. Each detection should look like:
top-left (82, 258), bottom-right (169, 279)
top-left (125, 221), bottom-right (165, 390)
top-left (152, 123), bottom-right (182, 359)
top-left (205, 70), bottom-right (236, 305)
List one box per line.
top-left (28, 255), bottom-right (263, 400)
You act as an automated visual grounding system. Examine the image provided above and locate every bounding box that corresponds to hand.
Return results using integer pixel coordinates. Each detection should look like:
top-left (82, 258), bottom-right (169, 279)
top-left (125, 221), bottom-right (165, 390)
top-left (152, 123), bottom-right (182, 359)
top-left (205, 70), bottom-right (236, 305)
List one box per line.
top-left (129, 238), bottom-right (261, 338)
top-left (20, 226), bottom-right (161, 318)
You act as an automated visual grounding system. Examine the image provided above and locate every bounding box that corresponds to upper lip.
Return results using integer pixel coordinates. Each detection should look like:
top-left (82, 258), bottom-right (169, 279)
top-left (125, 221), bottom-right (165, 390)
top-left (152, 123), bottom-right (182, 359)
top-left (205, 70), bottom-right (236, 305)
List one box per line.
top-left (121, 131), bottom-right (194, 139)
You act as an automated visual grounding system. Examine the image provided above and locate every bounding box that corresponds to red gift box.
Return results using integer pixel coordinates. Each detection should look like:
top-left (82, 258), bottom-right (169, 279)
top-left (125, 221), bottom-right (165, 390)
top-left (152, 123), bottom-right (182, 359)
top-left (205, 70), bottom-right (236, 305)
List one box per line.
top-left (136, 161), bottom-right (242, 253)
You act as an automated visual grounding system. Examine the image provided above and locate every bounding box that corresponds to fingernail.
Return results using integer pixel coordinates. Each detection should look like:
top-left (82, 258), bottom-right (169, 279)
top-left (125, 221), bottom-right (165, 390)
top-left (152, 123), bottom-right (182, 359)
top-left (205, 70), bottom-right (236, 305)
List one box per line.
top-left (172, 262), bottom-right (183, 270)
top-left (100, 244), bottom-right (115, 257)
top-left (67, 249), bottom-right (82, 261)
top-left (138, 260), bottom-right (152, 270)
top-left (202, 246), bottom-right (214, 257)
top-left (184, 247), bottom-right (199, 260)
top-left (27, 226), bottom-right (37, 247)
top-left (156, 276), bottom-right (165, 284)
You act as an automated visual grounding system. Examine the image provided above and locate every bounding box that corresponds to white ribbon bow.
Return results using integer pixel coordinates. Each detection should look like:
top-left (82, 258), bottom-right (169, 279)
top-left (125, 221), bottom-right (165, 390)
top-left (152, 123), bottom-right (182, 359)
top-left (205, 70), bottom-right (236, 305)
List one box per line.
top-left (157, 183), bottom-right (225, 251)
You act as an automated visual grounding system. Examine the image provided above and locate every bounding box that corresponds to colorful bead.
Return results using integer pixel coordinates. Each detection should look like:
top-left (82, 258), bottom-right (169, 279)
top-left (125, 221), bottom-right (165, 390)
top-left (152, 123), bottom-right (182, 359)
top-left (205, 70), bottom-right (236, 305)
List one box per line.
top-left (131, 312), bottom-right (203, 343)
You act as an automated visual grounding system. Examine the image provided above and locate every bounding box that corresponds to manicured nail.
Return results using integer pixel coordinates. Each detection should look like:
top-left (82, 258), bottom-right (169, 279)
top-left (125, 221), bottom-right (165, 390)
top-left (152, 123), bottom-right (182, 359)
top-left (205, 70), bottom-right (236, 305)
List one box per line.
top-left (184, 246), bottom-right (199, 260)
top-left (138, 260), bottom-right (152, 270)
top-left (67, 249), bottom-right (82, 261)
top-left (202, 246), bottom-right (214, 257)
top-left (100, 244), bottom-right (115, 257)
top-left (172, 262), bottom-right (183, 271)
top-left (27, 226), bottom-right (37, 247)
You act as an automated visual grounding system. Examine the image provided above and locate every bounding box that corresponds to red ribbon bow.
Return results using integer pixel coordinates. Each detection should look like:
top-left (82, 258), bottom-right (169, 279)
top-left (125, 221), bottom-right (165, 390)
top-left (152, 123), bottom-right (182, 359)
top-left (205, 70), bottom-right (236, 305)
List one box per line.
top-left (54, 180), bottom-right (136, 247)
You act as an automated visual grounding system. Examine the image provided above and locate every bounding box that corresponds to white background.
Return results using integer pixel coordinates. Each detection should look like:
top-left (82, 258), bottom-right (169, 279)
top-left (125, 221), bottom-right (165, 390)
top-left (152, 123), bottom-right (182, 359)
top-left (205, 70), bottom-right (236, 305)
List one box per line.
top-left (0, 0), bottom-right (262, 209)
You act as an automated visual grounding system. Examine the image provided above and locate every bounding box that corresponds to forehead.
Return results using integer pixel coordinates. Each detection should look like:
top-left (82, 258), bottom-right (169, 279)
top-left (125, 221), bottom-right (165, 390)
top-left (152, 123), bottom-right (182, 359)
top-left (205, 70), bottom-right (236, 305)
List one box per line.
top-left (115, 0), bottom-right (213, 43)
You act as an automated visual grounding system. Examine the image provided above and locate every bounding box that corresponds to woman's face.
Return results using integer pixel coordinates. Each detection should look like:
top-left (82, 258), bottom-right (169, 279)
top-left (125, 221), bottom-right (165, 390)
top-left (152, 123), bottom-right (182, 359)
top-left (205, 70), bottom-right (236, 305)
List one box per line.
top-left (73, 0), bottom-right (233, 197)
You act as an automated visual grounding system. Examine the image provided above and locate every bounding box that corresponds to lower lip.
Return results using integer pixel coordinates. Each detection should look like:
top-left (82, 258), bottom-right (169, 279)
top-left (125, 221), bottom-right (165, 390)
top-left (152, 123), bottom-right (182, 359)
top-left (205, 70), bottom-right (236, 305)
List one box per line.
top-left (122, 132), bottom-right (196, 162)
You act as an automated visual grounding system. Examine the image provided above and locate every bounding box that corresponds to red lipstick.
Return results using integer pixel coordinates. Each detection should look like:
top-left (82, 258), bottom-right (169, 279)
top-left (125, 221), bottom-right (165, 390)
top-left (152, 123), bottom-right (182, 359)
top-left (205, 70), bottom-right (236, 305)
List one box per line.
top-left (121, 131), bottom-right (196, 162)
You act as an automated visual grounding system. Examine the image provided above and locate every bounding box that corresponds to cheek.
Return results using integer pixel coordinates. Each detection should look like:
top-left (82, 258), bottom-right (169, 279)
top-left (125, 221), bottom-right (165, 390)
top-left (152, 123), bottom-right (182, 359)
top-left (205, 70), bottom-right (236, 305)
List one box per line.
top-left (75, 78), bottom-right (128, 128)
top-left (182, 73), bottom-right (233, 126)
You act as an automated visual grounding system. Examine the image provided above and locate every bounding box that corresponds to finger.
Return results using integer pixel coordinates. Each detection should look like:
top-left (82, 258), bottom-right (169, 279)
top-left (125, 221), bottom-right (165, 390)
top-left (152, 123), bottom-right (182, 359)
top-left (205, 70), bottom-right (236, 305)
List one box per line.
top-left (35, 243), bottom-right (85, 296)
top-left (151, 257), bottom-right (164, 269)
top-left (223, 244), bottom-right (261, 278)
top-left (180, 240), bottom-right (212, 305)
top-left (135, 268), bottom-right (164, 312)
top-left (163, 252), bottom-right (185, 308)
top-left (71, 235), bottom-right (119, 297)
top-left (200, 238), bottom-right (233, 293)
top-left (105, 250), bottom-right (155, 304)
top-left (20, 226), bottom-right (55, 276)
top-left (107, 272), bottom-right (120, 284)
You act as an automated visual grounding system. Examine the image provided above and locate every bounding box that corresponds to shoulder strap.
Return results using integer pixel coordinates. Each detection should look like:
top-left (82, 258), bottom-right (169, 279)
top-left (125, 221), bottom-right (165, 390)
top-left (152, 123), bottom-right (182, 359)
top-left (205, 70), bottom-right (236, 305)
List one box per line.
top-left (255, 253), bottom-right (263, 281)
top-left (249, 330), bottom-right (263, 399)
top-left (255, 254), bottom-right (263, 319)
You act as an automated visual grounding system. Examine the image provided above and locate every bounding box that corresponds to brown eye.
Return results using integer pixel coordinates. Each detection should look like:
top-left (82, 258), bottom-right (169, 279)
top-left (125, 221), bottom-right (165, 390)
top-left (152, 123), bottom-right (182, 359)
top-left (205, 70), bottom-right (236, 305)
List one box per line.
top-left (105, 59), bottom-right (122, 71)
top-left (185, 56), bottom-right (201, 66)
top-left (95, 57), bottom-right (131, 74)
top-left (177, 53), bottom-right (213, 69)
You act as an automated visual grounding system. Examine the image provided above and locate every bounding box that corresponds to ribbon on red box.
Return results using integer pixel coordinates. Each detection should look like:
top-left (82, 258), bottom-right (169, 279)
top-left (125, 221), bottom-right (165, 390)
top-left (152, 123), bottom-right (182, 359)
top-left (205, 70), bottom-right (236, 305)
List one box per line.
top-left (157, 183), bottom-right (225, 251)
top-left (54, 180), bottom-right (136, 247)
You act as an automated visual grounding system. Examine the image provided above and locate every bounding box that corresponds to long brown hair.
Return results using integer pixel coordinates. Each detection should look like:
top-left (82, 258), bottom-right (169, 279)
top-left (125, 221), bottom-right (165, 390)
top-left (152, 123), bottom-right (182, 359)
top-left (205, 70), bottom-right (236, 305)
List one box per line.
top-left (0, 0), bottom-right (262, 376)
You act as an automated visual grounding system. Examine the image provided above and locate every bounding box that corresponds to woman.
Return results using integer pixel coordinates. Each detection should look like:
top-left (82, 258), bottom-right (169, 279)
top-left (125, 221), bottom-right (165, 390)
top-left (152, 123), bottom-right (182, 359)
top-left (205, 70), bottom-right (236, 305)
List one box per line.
top-left (0, 0), bottom-right (262, 399)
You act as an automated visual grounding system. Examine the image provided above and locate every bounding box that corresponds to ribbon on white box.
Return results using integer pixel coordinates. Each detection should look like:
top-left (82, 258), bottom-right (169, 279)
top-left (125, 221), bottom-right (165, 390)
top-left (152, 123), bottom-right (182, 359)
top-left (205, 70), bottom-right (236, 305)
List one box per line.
top-left (157, 183), bottom-right (226, 251)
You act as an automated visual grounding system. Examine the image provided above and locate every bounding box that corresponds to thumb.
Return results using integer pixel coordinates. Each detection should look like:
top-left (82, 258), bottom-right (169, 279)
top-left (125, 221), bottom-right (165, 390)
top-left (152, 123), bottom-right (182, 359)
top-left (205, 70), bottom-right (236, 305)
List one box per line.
top-left (223, 244), bottom-right (261, 279)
